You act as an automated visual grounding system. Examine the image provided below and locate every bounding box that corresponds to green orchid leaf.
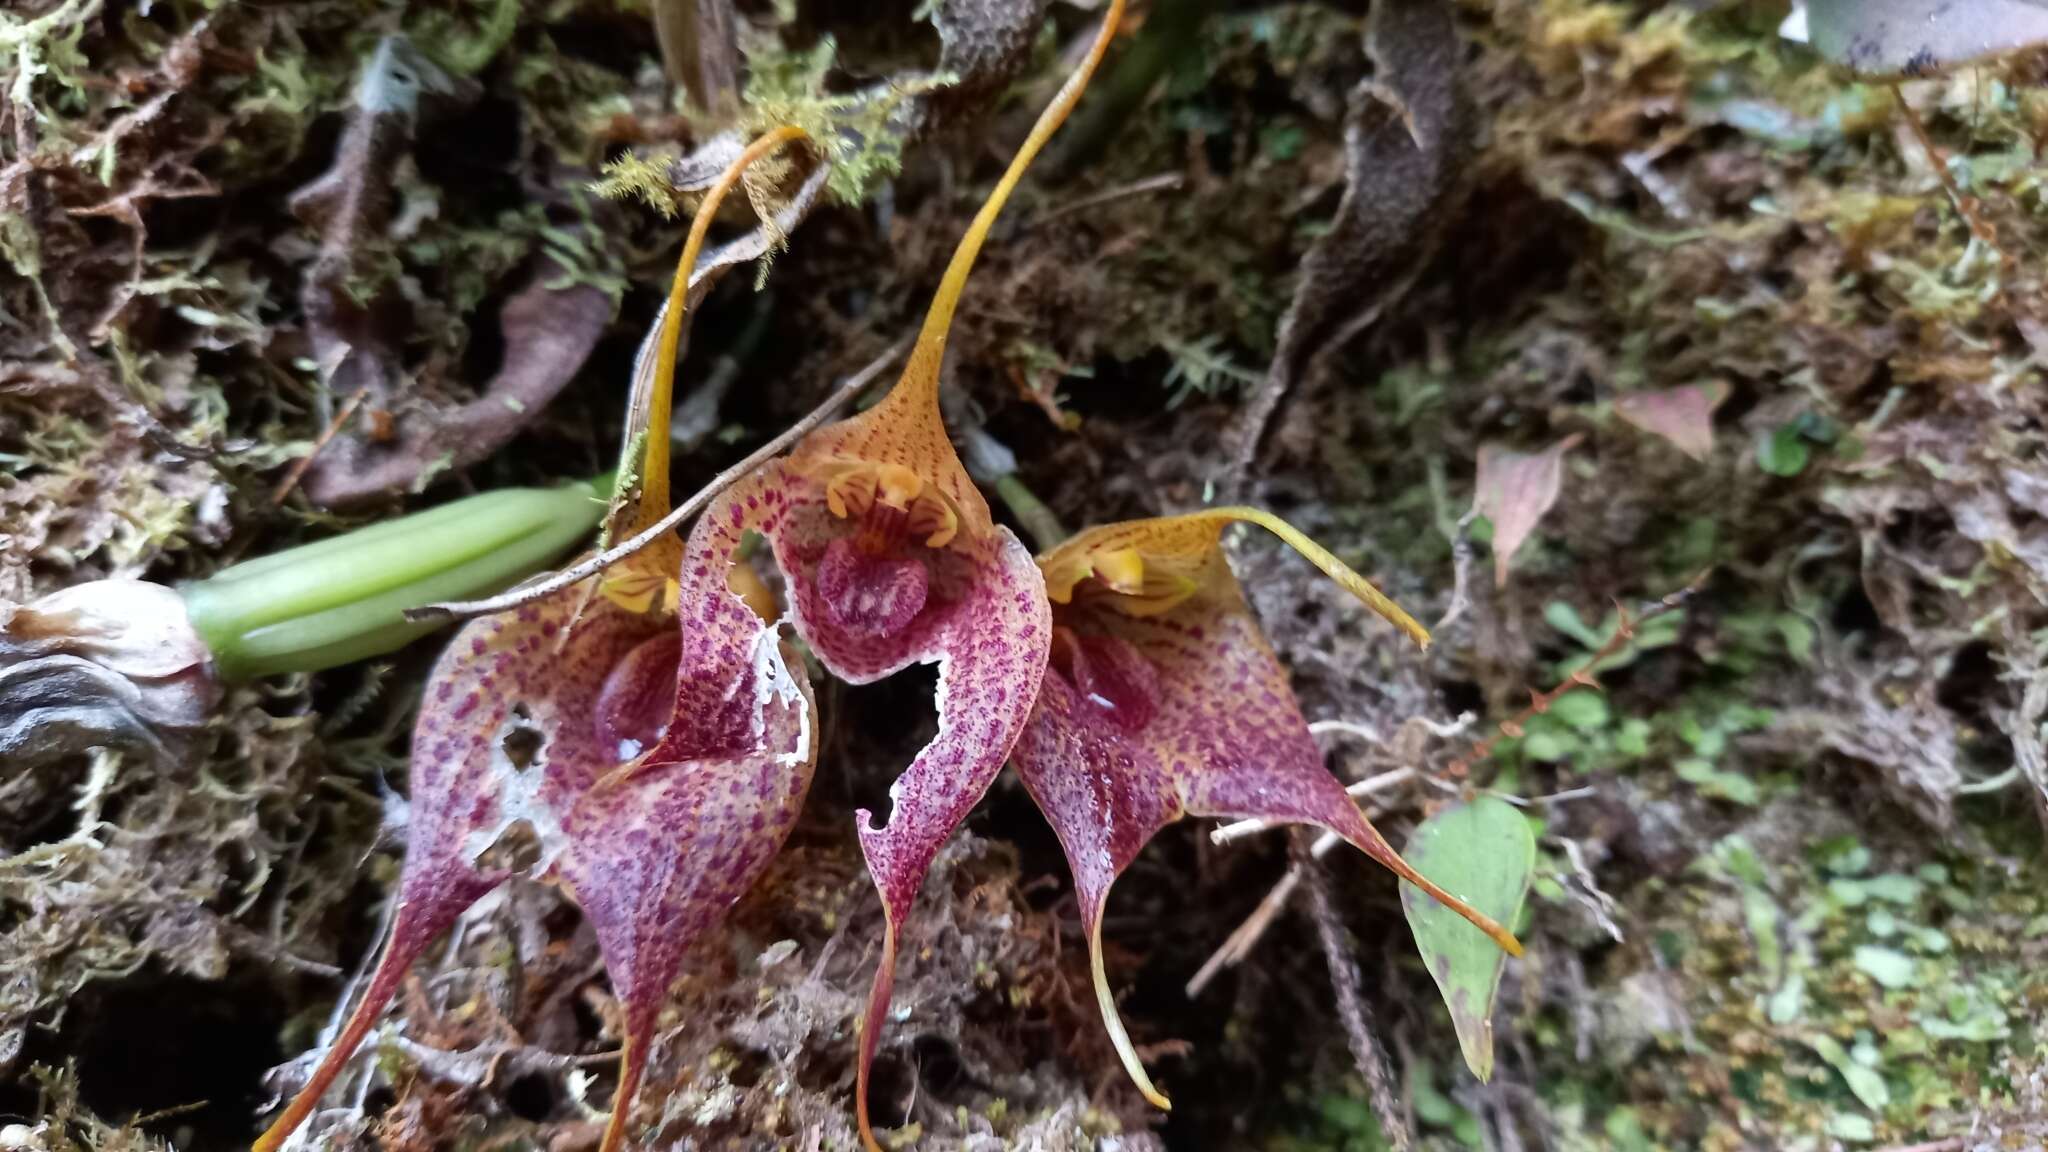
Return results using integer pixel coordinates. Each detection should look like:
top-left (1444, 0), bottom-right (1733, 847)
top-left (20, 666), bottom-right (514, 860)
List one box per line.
top-left (1401, 796), bottom-right (1537, 1081)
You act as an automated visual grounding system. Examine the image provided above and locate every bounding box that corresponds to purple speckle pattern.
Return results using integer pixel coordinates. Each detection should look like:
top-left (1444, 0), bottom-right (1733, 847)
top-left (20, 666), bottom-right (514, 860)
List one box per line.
top-left (694, 451), bottom-right (1052, 1116)
top-left (259, 491), bottom-right (818, 1152)
top-left (1010, 517), bottom-right (1417, 1099)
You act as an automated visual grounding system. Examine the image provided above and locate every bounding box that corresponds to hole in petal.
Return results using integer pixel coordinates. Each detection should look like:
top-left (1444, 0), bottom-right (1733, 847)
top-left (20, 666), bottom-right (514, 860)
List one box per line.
top-left (500, 703), bottom-right (543, 772)
top-left (471, 817), bottom-right (543, 874)
top-left (816, 538), bottom-right (930, 640)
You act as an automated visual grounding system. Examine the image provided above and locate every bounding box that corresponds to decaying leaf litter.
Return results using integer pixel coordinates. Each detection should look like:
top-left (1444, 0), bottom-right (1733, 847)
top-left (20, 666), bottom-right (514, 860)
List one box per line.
top-left (3, 0), bottom-right (2047, 1149)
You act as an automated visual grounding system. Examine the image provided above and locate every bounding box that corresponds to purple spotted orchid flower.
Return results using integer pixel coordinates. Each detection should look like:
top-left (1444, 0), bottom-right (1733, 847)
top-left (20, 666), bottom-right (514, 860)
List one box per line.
top-left (1013, 509), bottom-right (1524, 1109)
top-left (255, 130), bottom-right (817, 1152)
top-left (671, 6), bottom-right (1124, 1146)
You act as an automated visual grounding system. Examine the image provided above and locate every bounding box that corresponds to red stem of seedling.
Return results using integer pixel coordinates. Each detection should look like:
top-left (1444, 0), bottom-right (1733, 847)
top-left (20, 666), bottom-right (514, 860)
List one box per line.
top-left (1446, 571), bottom-right (1708, 781)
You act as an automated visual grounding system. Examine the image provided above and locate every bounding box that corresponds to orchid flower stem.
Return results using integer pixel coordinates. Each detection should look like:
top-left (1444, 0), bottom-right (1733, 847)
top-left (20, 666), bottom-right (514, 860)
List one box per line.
top-left (183, 479), bottom-right (607, 680)
top-left (993, 474), bottom-right (1069, 552)
top-left (600, 123), bottom-right (813, 613)
top-left (628, 124), bottom-right (811, 543)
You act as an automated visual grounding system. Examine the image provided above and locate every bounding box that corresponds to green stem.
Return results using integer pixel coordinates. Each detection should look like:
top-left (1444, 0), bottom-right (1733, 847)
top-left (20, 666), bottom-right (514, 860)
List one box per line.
top-left (993, 474), bottom-right (1070, 553)
top-left (184, 480), bottom-right (606, 680)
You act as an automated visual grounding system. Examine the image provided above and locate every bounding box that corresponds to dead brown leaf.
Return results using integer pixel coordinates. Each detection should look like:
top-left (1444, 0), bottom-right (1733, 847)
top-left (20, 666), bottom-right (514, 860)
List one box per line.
top-left (1474, 434), bottom-right (1584, 588)
top-left (1613, 381), bottom-right (1729, 462)
top-left (1228, 0), bottom-right (1475, 483)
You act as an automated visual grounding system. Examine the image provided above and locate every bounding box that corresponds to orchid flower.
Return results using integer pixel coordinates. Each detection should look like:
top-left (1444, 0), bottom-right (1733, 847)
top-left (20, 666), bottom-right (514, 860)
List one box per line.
top-left (253, 129), bottom-right (817, 1152)
top-left (1011, 508), bottom-right (1524, 1109)
top-left (666, 7), bottom-right (1124, 1146)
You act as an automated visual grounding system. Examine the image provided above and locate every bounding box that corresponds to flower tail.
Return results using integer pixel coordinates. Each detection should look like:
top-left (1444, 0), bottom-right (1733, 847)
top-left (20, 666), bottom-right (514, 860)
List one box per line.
top-left (596, 1026), bottom-right (653, 1152)
top-left (253, 889), bottom-right (469, 1152)
top-left (1332, 810), bottom-right (1522, 957)
top-left (1206, 507), bottom-right (1431, 649)
top-left (880, 0), bottom-right (1127, 419)
top-left (1087, 901), bottom-right (1172, 1111)
top-left (607, 124), bottom-right (812, 609)
top-left (855, 921), bottom-right (900, 1152)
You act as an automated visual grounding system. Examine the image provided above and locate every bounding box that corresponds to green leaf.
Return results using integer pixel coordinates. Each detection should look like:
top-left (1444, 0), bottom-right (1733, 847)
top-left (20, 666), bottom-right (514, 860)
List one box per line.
top-left (1854, 945), bottom-right (1918, 989)
top-left (1757, 423), bottom-right (1811, 476)
top-left (1676, 758), bottom-right (1761, 806)
top-left (1768, 970), bottom-right (1806, 1024)
top-left (1808, 1034), bottom-right (1890, 1110)
top-left (1543, 601), bottom-right (1604, 648)
top-left (1547, 690), bottom-right (1610, 732)
top-left (1521, 726), bottom-right (1574, 763)
top-left (1401, 797), bottom-right (1536, 1082)
top-left (1614, 718), bottom-right (1652, 758)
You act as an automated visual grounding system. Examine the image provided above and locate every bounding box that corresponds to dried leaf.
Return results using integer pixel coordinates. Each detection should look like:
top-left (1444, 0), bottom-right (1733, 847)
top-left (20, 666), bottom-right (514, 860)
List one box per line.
top-left (1805, 0), bottom-right (2048, 75)
top-left (1474, 435), bottom-right (1583, 588)
top-left (1230, 0), bottom-right (1473, 476)
top-left (1399, 796), bottom-right (1535, 1082)
top-left (1014, 509), bottom-right (1518, 1107)
top-left (304, 260), bottom-right (615, 509)
top-left (290, 37), bottom-right (474, 416)
top-left (1613, 382), bottom-right (1729, 462)
top-left (0, 581), bottom-right (215, 769)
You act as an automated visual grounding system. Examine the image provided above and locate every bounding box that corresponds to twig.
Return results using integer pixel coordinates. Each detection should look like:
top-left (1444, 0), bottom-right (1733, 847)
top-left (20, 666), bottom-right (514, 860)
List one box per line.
top-left (1871, 1139), bottom-right (1963, 1152)
top-left (1024, 171), bottom-right (1183, 229)
top-left (1184, 830), bottom-right (1340, 997)
top-left (1889, 84), bottom-right (2002, 262)
top-left (272, 385), bottom-right (371, 505)
top-left (1297, 831), bottom-right (1412, 1152)
top-left (1444, 571), bottom-right (1708, 780)
top-left (1435, 509), bottom-right (1478, 631)
top-left (388, 1036), bottom-right (621, 1089)
top-left (406, 338), bottom-right (907, 623)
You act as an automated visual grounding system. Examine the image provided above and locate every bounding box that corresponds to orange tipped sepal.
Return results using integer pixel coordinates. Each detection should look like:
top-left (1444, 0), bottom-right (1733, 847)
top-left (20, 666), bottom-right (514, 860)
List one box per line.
top-left (854, 922), bottom-right (900, 1152)
top-left (596, 1029), bottom-right (652, 1152)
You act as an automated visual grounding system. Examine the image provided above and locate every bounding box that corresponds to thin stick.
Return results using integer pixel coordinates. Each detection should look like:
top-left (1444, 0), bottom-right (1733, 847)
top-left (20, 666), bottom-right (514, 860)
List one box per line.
top-left (271, 385), bottom-right (370, 505)
top-left (1024, 171), bottom-right (1182, 229)
top-left (1185, 827), bottom-right (1342, 996)
top-left (1889, 84), bottom-right (2001, 260)
top-left (1445, 571), bottom-right (1707, 780)
top-left (1298, 832), bottom-right (1413, 1152)
top-left (405, 338), bottom-right (907, 623)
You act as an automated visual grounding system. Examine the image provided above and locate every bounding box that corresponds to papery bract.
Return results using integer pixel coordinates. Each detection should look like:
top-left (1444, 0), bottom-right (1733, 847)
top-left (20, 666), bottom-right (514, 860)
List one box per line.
top-left (1614, 381), bottom-right (1728, 463)
top-left (1012, 508), bottom-right (1521, 1108)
